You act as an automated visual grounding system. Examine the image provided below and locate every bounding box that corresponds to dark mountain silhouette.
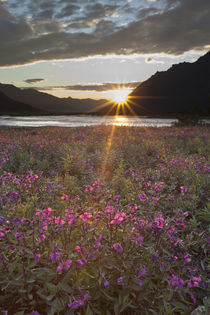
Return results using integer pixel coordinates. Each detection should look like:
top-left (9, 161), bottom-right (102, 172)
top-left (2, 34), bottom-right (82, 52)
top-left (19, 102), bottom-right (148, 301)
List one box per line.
top-left (0, 83), bottom-right (109, 115)
top-left (129, 50), bottom-right (210, 115)
top-left (0, 89), bottom-right (49, 115)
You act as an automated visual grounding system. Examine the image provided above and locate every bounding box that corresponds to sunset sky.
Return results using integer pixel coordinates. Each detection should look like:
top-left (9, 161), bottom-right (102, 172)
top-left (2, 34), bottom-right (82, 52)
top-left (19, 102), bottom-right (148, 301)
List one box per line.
top-left (0, 0), bottom-right (209, 100)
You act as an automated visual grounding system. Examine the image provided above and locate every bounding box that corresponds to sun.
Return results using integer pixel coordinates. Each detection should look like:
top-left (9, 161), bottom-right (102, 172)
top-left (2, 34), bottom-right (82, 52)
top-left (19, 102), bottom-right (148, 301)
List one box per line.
top-left (111, 89), bottom-right (129, 104)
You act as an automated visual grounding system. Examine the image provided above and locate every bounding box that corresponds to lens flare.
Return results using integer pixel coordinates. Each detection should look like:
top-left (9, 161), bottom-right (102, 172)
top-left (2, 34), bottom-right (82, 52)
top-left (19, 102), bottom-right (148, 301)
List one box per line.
top-left (111, 89), bottom-right (129, 104)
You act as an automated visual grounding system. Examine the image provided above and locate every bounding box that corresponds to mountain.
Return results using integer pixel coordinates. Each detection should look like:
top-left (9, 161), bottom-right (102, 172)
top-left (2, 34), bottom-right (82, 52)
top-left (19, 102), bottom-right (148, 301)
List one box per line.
top-left (0, 83), bottom-right (109, 115)
top-left (0, 89), bottom-right (49, 115)
top-left (129, 51), bottom-right (210, 115)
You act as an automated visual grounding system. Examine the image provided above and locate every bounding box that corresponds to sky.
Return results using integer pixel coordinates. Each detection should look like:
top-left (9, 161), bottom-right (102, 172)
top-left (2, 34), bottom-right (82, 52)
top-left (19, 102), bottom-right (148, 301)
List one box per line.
top-left (0, 0), bottom-right (210, 100)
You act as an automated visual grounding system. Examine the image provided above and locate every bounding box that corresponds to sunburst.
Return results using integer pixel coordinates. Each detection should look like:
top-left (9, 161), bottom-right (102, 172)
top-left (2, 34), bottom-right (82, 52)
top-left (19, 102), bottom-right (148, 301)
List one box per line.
top-left (111, 89), bottom-right (129, 104)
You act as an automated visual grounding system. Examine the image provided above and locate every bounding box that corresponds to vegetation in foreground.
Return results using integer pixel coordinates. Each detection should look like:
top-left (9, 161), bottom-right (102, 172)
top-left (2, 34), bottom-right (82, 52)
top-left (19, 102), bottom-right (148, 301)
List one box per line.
top-left (0, 125), bottom-right (209, 315)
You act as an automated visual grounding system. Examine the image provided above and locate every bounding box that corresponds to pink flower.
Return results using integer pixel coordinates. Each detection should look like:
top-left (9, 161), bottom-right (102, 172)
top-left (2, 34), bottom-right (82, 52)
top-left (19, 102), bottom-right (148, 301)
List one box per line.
top-left (61, 194), bottom-right (68, 200)
top-left (57, 264), bottom-right (63, 271)
top-left (146, 181), bottom-right (152, 187)
top-left (182, 211), bottom-right (189, 218)
top-left (75, 246), bottom-right (82, 254)
top-left (110, 211), bottom-right (126, 225)
top-left (187, 276), bottom-right (202, 288)
top-left (92, 181), bottom-right (99, 188)
top-left (0, 232), bottom-right (5, 238)
top-left (85, 185), bottom-right (93, 192)
top-left (155, 182), bottom-right (164, 191)
top-left (79, 212), bottom-right (92, 222)
top-left (106, 205), bottom-right (114, 213)
top-left (43, 208), bottom-right (52, 216)
top-left (180, 186), bottom-right (188, 193)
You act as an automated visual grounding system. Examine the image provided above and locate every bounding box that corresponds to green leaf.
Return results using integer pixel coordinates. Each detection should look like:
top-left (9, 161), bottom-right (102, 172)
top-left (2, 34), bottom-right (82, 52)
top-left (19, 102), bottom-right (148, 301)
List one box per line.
top-left (85, 304), bottom-right (93, 315)
top-left (114, 303), bottom-right (119, 315)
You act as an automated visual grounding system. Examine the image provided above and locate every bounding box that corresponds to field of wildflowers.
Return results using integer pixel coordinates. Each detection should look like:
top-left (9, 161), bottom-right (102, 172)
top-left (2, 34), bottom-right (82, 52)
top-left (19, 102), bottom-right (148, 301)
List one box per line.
top-left (0, 125), bottom-right (209, 315)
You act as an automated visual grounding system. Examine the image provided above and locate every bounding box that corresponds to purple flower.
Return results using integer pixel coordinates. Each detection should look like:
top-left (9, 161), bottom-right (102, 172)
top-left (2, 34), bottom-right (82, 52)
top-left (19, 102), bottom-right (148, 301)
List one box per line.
top-left (113, 243), bottom-right (123, 253)
top-left (11, 192), bottom-right (18, 198)
top-left (138, 279), bottom-right (143, 286)
top-left (50, 252), bottom-right (61, 263)
top-left (15, 232), bottom-right (24, 239)
top-left (30, 311), bottom-right (39, 315)
top-left (138, 266), bottom-right (146, 278)
top-left (117, 277), bottom-right (124, 285)
top-left (138, 193), bottom-right (147, 201)
top-left (34, 253), bottom-right (41, 261)
top-left (75, 258), bottom-right (87, 267)
top-left (63, 259), bottom-right (72, 270)
top-left (83, 291), bottom-right (89, 301)
top-left (170, 274), bottom-right (184, 288)
top-left (88, 252), bottom-right (94, 259)
top-left (104, 279), bottom-right (109, 288)
top-left (183, 254), bottom-right (191, 263)
top-left (136, 236), bottom-right (144, 247)
top-left (206, 237), bottom-right (210, 244)
top-left (190, 294), bottom-right (196, 304)
top-left (152, 253), bottom-right (158, 260)
top-left (38, 234), bottom-right (46, 242)
top-left (68, 300), bottom-right (84, 309)
top-left (0, 216), bottom-right (6, 223)
top-left (114, 195), bottom-right (121, 202)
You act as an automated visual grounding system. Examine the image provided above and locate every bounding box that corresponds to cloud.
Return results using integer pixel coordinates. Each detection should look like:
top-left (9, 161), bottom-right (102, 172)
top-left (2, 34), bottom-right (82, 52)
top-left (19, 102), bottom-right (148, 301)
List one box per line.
top-left (0, 3), bottom-right (13, 19)
top-left (0, 0), bottom-right (210, 66)
top-left (24, 78), bottom-right (45, 84)
top-left (34, 82), bottom-right (141, 92)
top-left (55, 4), bottom-right (80, 18)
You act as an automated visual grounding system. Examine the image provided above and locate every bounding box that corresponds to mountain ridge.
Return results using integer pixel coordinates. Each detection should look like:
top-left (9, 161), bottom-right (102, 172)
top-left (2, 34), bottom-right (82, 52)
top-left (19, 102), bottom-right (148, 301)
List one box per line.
top-left (129, 50), bottom-right (210, 115)
top-left (0, 83), bottom-right (109, 115)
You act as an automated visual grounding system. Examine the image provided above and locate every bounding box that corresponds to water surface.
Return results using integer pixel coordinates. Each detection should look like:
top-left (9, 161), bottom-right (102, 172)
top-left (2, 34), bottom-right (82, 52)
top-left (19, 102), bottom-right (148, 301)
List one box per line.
top-left (0, 115), bottom-right (177, 128)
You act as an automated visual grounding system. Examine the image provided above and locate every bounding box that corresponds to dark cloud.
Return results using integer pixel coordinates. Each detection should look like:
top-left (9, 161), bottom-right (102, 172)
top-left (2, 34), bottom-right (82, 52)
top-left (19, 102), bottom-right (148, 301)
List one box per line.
top-left (0, 19), bottom-right (33, 43)
top-left (95, 19), bottom-right (118, 35)
top-left (33, 20), bottom-right (63, 34)
top-left (24, 78), bottom-right (45, 84)
top-left (0, 3), bottom-right (13, 19)
top-left (55, 4), bottom-right (80, 18)
top-left (84, 3), bottom-right (119, 20)
top-left (37, 9), bottom-right (54, 20)
top-left (34, 82), bottom-right (141, 92)
top-left (0, 0), bottom-right (210, 66)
